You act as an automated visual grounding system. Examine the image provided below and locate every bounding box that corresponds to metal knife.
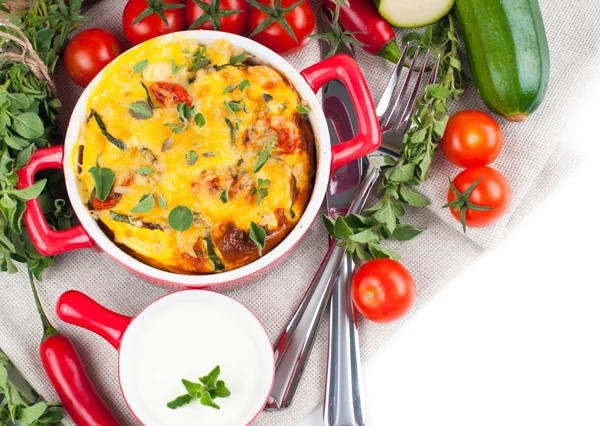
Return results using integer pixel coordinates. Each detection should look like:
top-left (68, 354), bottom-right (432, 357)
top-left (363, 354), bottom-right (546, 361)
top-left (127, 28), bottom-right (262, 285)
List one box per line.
top-left (265, 10), bottom-right (366, 421)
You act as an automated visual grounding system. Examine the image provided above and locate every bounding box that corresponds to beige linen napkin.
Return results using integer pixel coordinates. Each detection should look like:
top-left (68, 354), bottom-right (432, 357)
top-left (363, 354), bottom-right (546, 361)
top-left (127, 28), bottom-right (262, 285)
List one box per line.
top-left (0, 0), bottom-right (595, 425)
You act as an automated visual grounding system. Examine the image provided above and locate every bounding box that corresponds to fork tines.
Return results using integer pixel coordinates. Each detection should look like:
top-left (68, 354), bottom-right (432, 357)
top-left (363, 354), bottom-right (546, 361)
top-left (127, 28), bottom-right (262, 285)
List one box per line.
top-left (377, 43), bottom-right (442, 136)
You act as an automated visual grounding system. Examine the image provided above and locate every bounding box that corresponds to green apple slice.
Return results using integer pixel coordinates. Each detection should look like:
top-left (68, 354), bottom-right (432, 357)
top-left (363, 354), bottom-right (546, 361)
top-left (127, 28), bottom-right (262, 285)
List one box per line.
top-left (374, 0), bottom-right (455, 28)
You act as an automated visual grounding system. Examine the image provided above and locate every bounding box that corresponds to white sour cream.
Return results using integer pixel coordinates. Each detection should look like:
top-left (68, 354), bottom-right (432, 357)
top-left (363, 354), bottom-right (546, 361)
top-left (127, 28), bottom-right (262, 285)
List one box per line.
top-left (119, 291), bottom-right (274, 425)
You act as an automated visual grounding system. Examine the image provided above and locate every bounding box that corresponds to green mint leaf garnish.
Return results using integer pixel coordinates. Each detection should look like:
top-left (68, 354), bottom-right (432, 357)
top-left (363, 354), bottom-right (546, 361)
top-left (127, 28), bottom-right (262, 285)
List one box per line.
top-left (296, 104), bottom-right (310, 114)
top-left (253, 136), bottom-right (277, 173)
top-left (249, 221), bottom-right (266, 256)
top-left (168, 206), bottom-right (194, 232)
top-left (168, 366), bottom-right (230, 410)
top-left (194, 112), bottom-right (205, 128)
top-left (238, 79), bottom-right (250, 91)
top-left (88, 166), bottom-right (114, 202)
top-left (170, 59), bottom-right (185, 75)
top-left (133, 59), bottom-right (148, 74)
top-left (157, 190), bottom-right (168, 210)
top-left (124, 101), bottom-right (152, 119)
top-left (130, 191), bottom-right (155, 214)
top-left (186, 150), bottom-right (199, 165)
top-left (251, 178), bottom-right (270, 205)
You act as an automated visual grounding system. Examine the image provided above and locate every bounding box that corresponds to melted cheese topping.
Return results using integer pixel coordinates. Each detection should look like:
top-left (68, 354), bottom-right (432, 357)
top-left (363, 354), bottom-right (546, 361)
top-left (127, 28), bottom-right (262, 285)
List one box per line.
top-left (74, 39), bottom-right (315, 274)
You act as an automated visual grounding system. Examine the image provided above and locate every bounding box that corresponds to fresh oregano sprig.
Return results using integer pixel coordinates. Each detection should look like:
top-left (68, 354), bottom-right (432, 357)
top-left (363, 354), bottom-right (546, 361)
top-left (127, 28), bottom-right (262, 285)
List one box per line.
top-left (326, 14), bottom-right (463, 261)
top-left (167, 366), bottom-right (231, 410)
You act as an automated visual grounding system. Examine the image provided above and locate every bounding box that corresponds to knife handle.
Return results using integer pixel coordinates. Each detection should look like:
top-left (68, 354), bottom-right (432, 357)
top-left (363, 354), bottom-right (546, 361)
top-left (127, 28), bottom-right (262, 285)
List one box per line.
top-left (324, 252), bottom-right (366, 426)
top-left (301, 55), bottom-right (381, 172)
top-left (265, 165), bottom-right (380, 410)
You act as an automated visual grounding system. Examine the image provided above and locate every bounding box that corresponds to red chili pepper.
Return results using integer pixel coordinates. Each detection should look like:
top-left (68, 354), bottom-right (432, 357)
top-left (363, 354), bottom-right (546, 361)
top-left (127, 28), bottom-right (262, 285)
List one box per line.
top-left (28, 271), bottom-right (121, 426)
top-left (324, 0), bottom-right (402, 63)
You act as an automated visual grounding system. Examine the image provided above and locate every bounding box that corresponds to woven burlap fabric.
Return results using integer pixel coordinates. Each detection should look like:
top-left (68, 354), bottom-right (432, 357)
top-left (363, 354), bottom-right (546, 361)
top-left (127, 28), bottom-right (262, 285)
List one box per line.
top-left (0, 1), bottom-right (596, 424)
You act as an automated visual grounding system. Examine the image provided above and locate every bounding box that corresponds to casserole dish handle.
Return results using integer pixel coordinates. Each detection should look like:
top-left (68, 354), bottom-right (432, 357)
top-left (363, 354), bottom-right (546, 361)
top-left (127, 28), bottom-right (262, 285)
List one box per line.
top-left (301, 54), bottom-right (381, 172)
top-left (57, 290), bottom-right (132, 350)
top-left (16, 146), bottom-right (94, 256)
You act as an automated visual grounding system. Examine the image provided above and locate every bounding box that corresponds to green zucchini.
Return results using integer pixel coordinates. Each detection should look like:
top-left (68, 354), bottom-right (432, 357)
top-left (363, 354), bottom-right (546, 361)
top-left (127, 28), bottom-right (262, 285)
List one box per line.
top-left (373, 0), bottom-right (455, 28)
top-left (454, 0), bottom-right (550, 121)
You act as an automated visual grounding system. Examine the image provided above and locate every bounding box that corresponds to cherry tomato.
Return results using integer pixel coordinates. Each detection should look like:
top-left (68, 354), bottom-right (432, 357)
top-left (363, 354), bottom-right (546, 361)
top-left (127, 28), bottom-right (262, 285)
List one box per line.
top-left (352, 259), bottom-right (416, 323)
top-left (186, 0), bottom-right (248, 34)
top-left (149, 82), bottom-right (193, 107)
top-left (63, 29), bottom-right (124, 88)
top-left (122, 0), bottom-right (186, 46)
top-left (440, 110), bottom-right (503, 168)
top-left (446, 166), bottom-right (512, 230)
top-left (248, 0), bottom-right (314, 56)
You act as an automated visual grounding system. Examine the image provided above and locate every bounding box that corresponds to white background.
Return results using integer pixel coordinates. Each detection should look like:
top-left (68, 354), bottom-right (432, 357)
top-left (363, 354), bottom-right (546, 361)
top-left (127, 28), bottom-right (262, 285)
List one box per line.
top-left (298, 67), bottom-right (600, 425)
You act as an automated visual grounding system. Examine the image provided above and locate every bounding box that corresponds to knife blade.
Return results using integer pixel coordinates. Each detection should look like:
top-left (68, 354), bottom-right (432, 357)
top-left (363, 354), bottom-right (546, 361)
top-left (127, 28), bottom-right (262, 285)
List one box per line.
top-left (321, 8), bottom-right (367, 426)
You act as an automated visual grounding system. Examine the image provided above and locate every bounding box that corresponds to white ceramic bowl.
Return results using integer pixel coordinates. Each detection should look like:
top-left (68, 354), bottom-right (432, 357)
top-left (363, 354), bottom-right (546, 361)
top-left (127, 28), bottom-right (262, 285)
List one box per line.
top-left (57, 289), bottom-right (274, 425)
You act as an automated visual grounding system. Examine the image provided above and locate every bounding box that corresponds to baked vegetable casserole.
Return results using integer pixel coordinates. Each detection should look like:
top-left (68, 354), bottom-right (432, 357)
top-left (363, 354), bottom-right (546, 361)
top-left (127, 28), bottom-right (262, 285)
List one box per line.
top-left (74, 38), bottom-right (315, 274)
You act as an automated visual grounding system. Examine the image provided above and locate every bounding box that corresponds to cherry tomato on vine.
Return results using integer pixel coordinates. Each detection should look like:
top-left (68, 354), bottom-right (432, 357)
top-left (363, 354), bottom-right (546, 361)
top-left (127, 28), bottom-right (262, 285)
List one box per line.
top-left (248, 0), bottom-right (315, 56)
top-left (186, 0), bottom-right (248, 34)
top-left (444, 166), bottom-right (512, 231)
top-left (64, 28), bottom-right (124, 88)
top-left (122, 0), bottom-right (186, 46)
top-left (440, 110), bottom-right (503, 169)
top-left (352, 259), bottom-right (416, 324)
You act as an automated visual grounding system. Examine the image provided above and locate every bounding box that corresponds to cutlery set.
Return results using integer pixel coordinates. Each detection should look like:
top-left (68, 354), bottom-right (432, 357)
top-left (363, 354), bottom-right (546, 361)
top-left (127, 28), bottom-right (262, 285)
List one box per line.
top-left (265, 9), bottom-right (441, 425)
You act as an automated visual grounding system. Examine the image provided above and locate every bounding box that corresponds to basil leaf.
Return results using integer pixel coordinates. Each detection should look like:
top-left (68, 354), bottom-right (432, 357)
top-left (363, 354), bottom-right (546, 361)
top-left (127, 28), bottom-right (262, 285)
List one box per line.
top-left (12, 112), bottom-right (44, 138)
top-left (249, 221), bottom-right (266, 256)
top-left (168, 206), bottom-right (194, 232)
top-left (136, 167), bottom-right (153, 176)
top-left (130, 191), bottom-right (155, 213)
top-left (88, 166), bottom-right (114, 202)
top-left (133, 59), bottom-right (148, 74)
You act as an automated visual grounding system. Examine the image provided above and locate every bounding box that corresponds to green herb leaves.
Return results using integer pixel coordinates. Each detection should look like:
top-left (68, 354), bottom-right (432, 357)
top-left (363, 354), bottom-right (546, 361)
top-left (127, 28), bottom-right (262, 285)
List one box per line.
top-left (11, 112), bottom-right (44, 139)
top-left (123, 101), bottom-right (153, 119)
top-left (136, 167), bottom-right (153, 176)
top-left (251, 178), bottom-right (270, 205)
top-left (323, 211), bottom-right (423, 262)
top-left (168, 206), bottom-right (194, 232)
top-left (186, 150), bottom-right (199, 166)
top-left (93, 111), bottom-right (126, 151)
top-left (249, 222), bottom-right (266, 256)
top-left (1, 349), bottom-right (64, 426)
top-left (133, 59), bottom-right (148, 74)
top-left (130, 191), bottom-right (156, 214)
top-left (167, 366), bottom-right (231, 410)
top-left (166, 103), bottom-right (206, 135)
top-left (296, 104), bottom-right (310, 115)
top-left (223, 80), bottom-right (250, 94)
top-left (170, 59), bottom-right (185, 75)
top-left (253, 136), bottom-right (277, 173)
top-left (88, 166), bottom-right (114, 202)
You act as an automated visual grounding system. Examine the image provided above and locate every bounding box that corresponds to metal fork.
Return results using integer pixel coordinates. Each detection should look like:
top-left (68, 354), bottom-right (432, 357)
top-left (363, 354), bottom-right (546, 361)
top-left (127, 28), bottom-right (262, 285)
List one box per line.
top-left (265, 44), bottom-right (441, 411)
